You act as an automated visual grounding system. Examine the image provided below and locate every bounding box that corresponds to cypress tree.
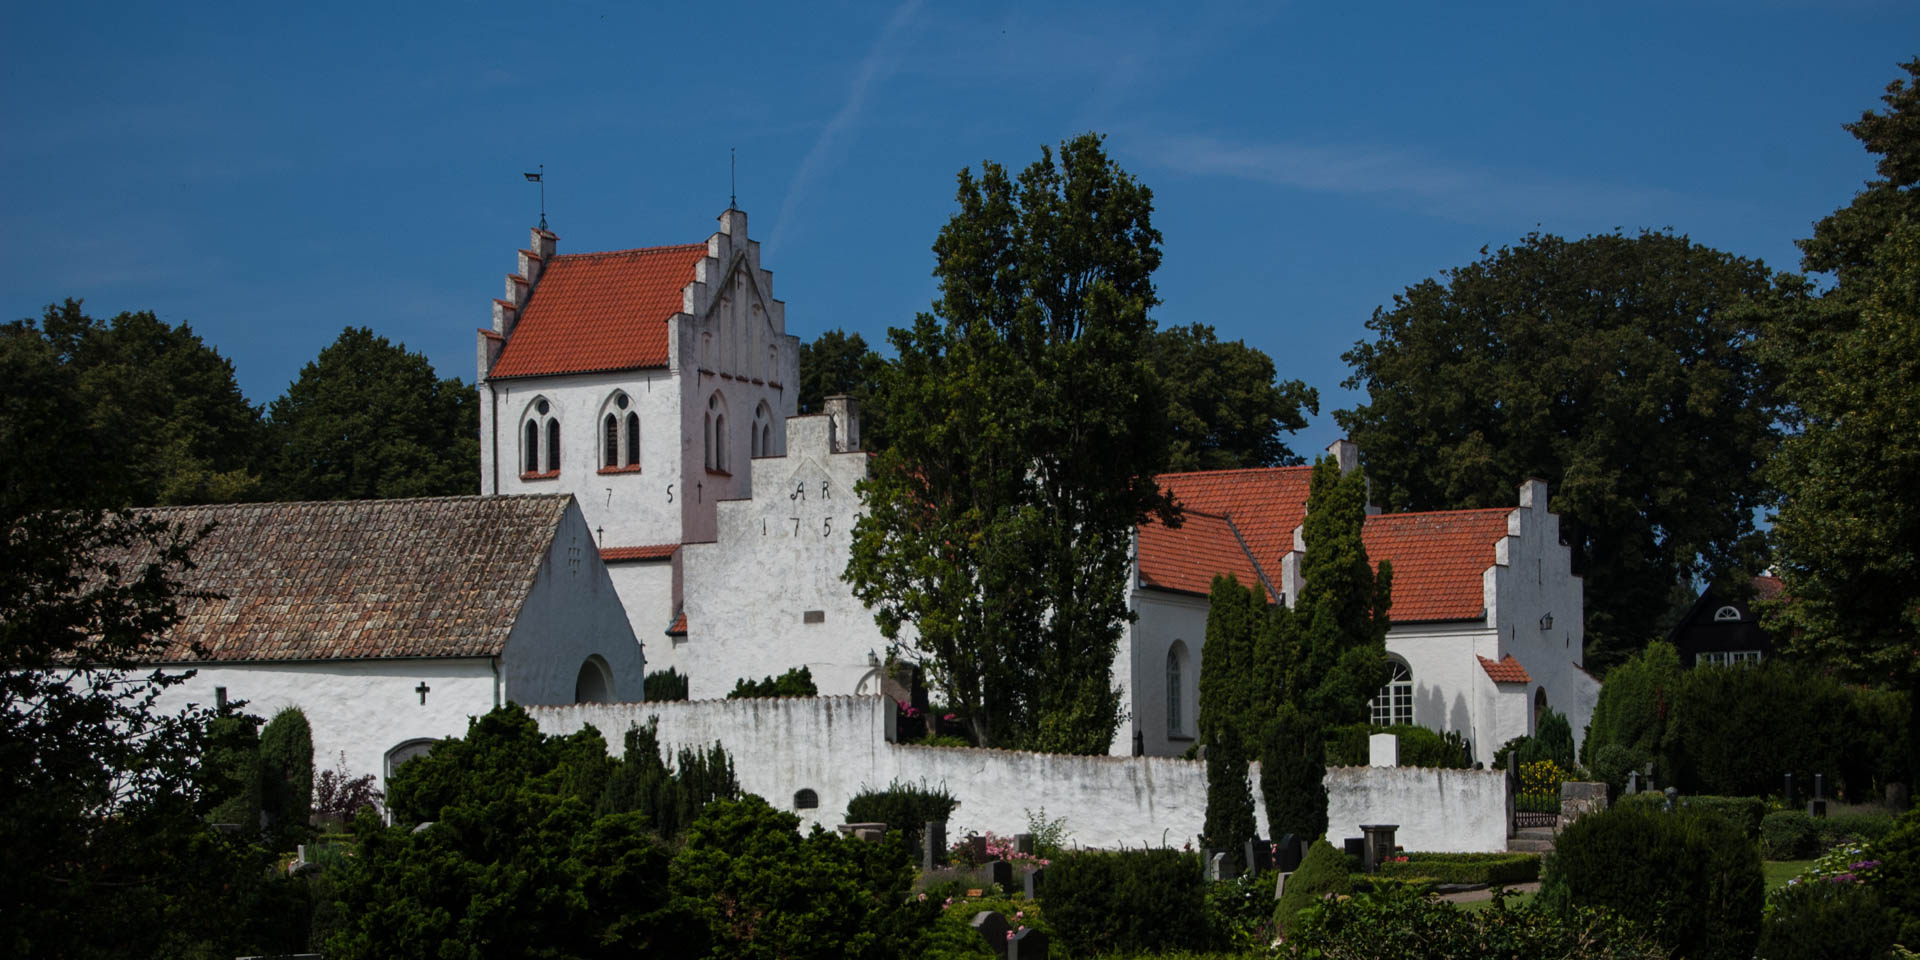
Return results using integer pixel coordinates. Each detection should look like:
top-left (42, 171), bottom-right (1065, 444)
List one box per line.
top-left (1201, 722), bottom-right (1257, 872)
top-left (257, 707), bottom-right (313, 847)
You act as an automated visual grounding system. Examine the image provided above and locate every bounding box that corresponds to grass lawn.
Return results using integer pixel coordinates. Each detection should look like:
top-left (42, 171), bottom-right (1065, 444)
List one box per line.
top-left (1765, 859), bottom-right (1816, 891)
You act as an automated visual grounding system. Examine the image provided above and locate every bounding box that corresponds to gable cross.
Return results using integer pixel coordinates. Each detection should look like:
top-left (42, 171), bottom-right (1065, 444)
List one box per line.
top-left (415, 682), bottom-right (431, 705)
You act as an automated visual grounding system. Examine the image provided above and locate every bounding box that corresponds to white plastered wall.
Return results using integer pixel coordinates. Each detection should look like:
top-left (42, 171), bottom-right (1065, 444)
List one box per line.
top-left (1115, 586), bottom-right (1208, 757)
top-left (499, 500), bottom-right (647, 704)
top-left (149, 658), bottom-right (499, 792)
top-left (1483, 479), bottom-right (1600, 752)
top-left (606, 559), bottom-right (677, 672)
top-left (1384, 621), bottom-right (1497, 759)
top-left (677, 414), bottom-right (892, 699)
top-left (1324, 765), bottom-right (1508, 852)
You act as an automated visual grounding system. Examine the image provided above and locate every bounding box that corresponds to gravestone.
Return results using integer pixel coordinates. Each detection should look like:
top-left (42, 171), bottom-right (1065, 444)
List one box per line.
top-left (967, 833), bottom-right (989, 862)
top-left (1208, 851), bottom-right (1234, 881)
top-left (839, 822), bottom-right (887, 842)
top-left (1783, 772), bottom-right (1795, 806)
top-left (969, 911), bottom-right (1011, 960)
top-left (1369, 732), bottom-right (1399, 767)
top-left (1275, 833), bottom-right (1303, 873)
top-left (1012, 833), bottom-right (1035, 855)
top-left (923, 821), bottom-right (949, 872)
top-left (1625, 770), bottom-right (1640, 795)
top-left (987, 859), bottom-right (1013, 890)
top-left (1009, 925), bottom-right (1049, 960)
top-left (1244, 838), bottom-right (1273, 875)
top-left (1024, 865), bottom-right (1047, 899)
top-left (1343, 837), bottom-right (1366, 867)
top-left (1274, 870), bottom-right (1291, 901)
top-left (1360, 824), bottom-right (1399, 873)
top-left (1560, 782), bottom-right (1609, 827)
top-left (1888, 782), bottom-right (1910, 812)
top-left (1809, 773), bottom-right (1828, 818)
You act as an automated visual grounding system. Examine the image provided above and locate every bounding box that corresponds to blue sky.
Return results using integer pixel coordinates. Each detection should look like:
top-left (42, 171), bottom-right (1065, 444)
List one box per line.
top-left (4, 1), bottom-right (1912, 454)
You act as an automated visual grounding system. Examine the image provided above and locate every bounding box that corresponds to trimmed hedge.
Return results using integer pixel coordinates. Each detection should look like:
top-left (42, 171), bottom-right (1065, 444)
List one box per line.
top-left (1376, 852), bottom-right (1540, 885)
top-left (1762, 810), bottom-right (1821, 860)
top-left (1540, 804), bottom-right (1763, 960)
top-left (1042, 849), bottom-right (1209, 955)
top-left (1274, 839), bottom-right (1350, 936)
top-left (1615, 792), bottom-right (1765, 840)
top-left (844, 781), bottom-right (958, 854)
top-left (1325, 722), bottom-right (1471, 768)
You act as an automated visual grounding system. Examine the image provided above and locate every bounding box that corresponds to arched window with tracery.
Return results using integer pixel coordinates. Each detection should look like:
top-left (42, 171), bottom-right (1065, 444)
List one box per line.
top-left (599, 392), bottom-right (639, 470)
top-left (521, 397), bottom-right (559, 476)
top-left (1370, 658), bottom-right (1413, 726)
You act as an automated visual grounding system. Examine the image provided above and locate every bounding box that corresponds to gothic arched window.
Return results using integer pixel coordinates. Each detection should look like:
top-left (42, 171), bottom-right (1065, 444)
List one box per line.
top-left (624, 412), bottom-right (640, 467)
top-left (1370, 659), bottom-right (1413, 726)
top-left (600, 392), bottom-right (638, 471)
top-left (603, 413), bottom-right (619, 468)
top-left (1166, 640), bottom-right (1190, 738)
top-left (522, 397), bottom-right (558, 476)
top-left (752, 400), bottom-right (774, 458)
top-left (707, 392), bottom-right (728, 473)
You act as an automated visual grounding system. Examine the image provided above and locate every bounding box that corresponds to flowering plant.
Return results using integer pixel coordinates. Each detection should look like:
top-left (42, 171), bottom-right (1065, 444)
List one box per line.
top-left (948, 829), bottom-right (1050, 867)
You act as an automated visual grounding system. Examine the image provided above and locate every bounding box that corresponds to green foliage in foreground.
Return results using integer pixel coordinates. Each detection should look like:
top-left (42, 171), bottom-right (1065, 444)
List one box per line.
top-left (643, 667), bottom-right (689, 701)
top-left (1376, 852), bottom-right (1541, 885)
top-left (845, 781), bottom-right (960, 855)
top-left (257, 706), bottom-right (313, 847)
top-left (1540, 804), bottom-right (1763, 960)
top-left (1274, 838), bottom-right (1351, 936)
top-left (1280, 885), bottom-right (1669, 959)
top-left (1325, 722), bottom-right (1471, 768)
top-left (729, 665), bottom-right (819, 698)
top-left (1044, 848), bottom-right (1210, 955)
top-left (915, 896), bottom-right (1053, 960)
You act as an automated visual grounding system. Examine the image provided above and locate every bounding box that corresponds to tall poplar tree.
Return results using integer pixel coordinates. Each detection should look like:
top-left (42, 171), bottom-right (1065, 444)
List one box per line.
top-left (847, 134), bottom-right (1175, 753)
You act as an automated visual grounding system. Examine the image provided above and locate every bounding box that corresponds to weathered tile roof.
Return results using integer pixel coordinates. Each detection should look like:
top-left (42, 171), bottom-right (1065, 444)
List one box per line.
top-left (133, 495), bottom-right (574, 663)
top-left (665, 611), bottom-right (687, 636)
top-left (488, 243), bottom-right (708, 379)
top-left (1136, 509), bottom-right (1271, 599)
top-left (1361, 508), bottom-right (1510, 622)
top-left (601, 544), bottom-right (679, 563)
top-left (1479, 654), bottom-right (1533, 684)
top-left (1752, 573), bottom-right (1785, 600)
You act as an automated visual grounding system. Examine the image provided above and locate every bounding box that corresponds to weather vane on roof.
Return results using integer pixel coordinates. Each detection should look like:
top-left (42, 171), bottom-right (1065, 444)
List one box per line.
top-left (523, 164), bottom-right (547, 231)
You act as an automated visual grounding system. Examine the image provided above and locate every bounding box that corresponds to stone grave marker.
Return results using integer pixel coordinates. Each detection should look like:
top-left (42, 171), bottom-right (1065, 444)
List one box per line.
top-left (1208, 851), bottom-right (1234, 881)
top-left (1809, 774), bottom-right (1828, 818)
top-left (1012, 833), bottom-right (1035, 855)
top-left (987, 859), bottom-right (1013, 890)
top-left (1783, 772), bottom-right (1795, 806)
top-left (1625, 770), bottom-right (1640, 795)
top-left (967, 833), bottom-right (989, 862)
top-left (1009, 925), bottom-right (1048, 960)
top-left (1244, 838), bottom-right (1274, 875)
top-left (1276, 833), bottom-right (1303, 873)
top-left (1024, 865), bottom-right (1046, 900)
top-left (1343, 837), bottom-right (1366, 867)
top-left (923, 821), bottom-right (949, 872)
top-left (969, 910), bottom-right (1011, 960)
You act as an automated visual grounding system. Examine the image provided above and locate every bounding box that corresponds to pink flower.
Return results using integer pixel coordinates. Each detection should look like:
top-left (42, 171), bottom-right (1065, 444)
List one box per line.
top-left (917, 893), bottom-right (927, 902)
top-left (1014, 911), bottom-right (1024, 920)
top-left (1006, 931), bottom-right (1015, 941)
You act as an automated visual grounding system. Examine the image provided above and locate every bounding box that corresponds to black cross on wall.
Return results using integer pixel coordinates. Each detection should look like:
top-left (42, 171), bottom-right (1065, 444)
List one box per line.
top-left (415, 682), bottom-right (430, 705)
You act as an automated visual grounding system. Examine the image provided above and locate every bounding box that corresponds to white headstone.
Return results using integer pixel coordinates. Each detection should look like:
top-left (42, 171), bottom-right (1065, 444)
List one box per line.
top-left (1369, 732), bottom-right (1399, 767)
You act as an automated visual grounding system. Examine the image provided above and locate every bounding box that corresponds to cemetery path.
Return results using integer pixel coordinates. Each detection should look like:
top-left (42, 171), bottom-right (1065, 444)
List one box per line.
top-left (1436, 881), bottom-right (1541, 904)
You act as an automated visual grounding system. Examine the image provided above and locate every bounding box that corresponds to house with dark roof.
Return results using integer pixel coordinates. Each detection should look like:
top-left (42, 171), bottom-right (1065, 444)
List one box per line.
top-left (1122, 443), bottom-right (1599, 763)
top-left (1666, 574), bottom-right (1783, 667)
top-left (143, 494), bottom-right (643, 788)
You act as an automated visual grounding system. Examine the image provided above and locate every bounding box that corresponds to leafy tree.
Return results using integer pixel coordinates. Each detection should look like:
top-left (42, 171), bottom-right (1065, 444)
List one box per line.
top-left (257, 706), bottom-right (313, 846)
top-left (1287, 457), bottom-right (1393, 724)
top-left (1151, 322), bottom-right (1318, 470)
top-left (204, 712), bottom-right (263, 830)
top-left (1260, 703), bottom-right (1328, 843)
top-left (3, 299), bottom-right (264, 510)
top-left (1337, 231), bottom-right (1783, 670)
top-left (0, 505), bottom-right (292, 958)
top-left (797, 328), bottom-right (888, 446)
top-left (728, 665), bottom-right (818, 698)
top-left (644, 666), bottom-right (690, 701)
top-left (1198, 573), bottom-right (1268, 749)
top-left (1797, 58), bottom-right (1920, 288)
top-left (669, 795), bottom-right (932, 960)
top-left (847, 133), bottom-right (1175, 753)
top-left (264, 326), bottom-right (478, 500)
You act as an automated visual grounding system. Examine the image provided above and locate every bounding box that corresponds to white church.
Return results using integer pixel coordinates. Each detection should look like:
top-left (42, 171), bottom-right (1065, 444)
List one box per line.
top-left (470, 206), bottom-right (1598, 766)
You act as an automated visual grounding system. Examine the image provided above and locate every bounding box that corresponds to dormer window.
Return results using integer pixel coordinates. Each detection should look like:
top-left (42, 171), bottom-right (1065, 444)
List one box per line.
top-left (521, 397), bottom-right (560, 478)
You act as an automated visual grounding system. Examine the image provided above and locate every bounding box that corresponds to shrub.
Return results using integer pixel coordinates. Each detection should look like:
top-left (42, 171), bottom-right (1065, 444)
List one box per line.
top-left (204, 712), bottom-right (263, 829)
top-left (1043, 848), bottom-right (1209, 955)
top-left (1580, 641), bottom-right (1682, 782)
top-left (915, 895), bottom-right (1050, 960)
top-left (1762, 811), bottom-right (1819, 860)
top-left (1872, 807), bottom-right (1920, 948)
top-left (1206, 869), bottom-right (1280, 950)
top-left (644, 667), bottom-right (689, 701)
top-left (1662, 663), bottom-right (1902, 800)
top-left (1274, 838), bottom-right (1351, 936)
top-left (1280, 886), bottom-right (1668, 959)
top-left (1376, 852), bottom-right (1541, 885)
top-left (1759, 879), bottom-right (1899, 960)
top-left (313, 751), bottom-right (383, 820)
top-left (1260, 704), bottom-right (1327, 842)
top-left (1540, 804), bottom-right (1763, 960)
top-left (1201, 729), bottom-right (1257, 872)
top-left (1676, 795), bottom-right (1767, 840)
top-left (596, 719), bottom-right (739, 838)
top-left (1325, 722), bottom-right (1471, 768)
top-left (1820, 812), bottom-right (1896, 850)
top-left (258, 707), bottom-right (314, 847)
top-left (1537, 707), bottom-right (1577, 772)
top-left (728, 665), bottom-right (817, 698)
top-left (845, 781), bottom-right (958, 855)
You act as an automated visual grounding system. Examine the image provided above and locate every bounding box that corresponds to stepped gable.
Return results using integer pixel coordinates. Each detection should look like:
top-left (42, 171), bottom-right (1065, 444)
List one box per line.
top-left (129, 495), bottom-right (575, 663)
top-left (1155, 466), bottom-right (1313, 567)
top-left (1362, 508), bottom-right (1510, 622)
top-left (489, 242), bottom-right (709, 378)
top-left (1135, 509), bottom-right (1270, 599)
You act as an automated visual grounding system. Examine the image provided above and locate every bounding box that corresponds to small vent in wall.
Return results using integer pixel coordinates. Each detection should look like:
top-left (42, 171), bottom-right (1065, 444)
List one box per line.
top-left (794, 788), bottom-right (819, 810)
top-left (803, 610), bottom-right (825, 624)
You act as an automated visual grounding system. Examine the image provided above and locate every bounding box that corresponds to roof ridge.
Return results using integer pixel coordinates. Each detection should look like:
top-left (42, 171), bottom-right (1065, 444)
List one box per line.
top-left (1366, 506), bottom-right (1512, 521)
top-left (549, 242), bottom-right (707, 260)
top-left (1157, 464), bottom-right (1313, 481)
top-left (132, 493), bottom-right (575, 513)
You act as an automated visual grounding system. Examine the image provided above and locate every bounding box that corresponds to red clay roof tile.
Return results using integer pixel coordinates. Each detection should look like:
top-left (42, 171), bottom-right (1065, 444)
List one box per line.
top-left (1362, 508), bottom-right (1510, 622)
top-left (1479, 654), bottom-right (1533, 684)
top-left (666, 611), bottom-right (688, 636)
top-left (601, 544), bottom-right (679, 562)
top-left (489, 243), bottom-right (708, 379)
top-left (1155, 467), bottom-right (1313, 571)
top-left (1137, 510), bottom-right (1271, 599)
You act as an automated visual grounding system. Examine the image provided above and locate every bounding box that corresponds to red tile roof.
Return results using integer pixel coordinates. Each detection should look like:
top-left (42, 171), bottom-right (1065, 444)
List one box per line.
top-left (1752, 573), bottom-right (1785, 600)
top-left (1479, 654), bottom-right (1533, 684)
top-left (601, 544), bottom-right (679, 562)
top-left (1136, 509), bottom-right (1271, 599)
top-left (1362, 508), bottom-right (1510, 622)
top-left (666, 611), bottom-right (687, 636)
top-left (489, 243), bottom-right (708, 379)
top-left (1156, 467), bottom-right (1313, 569)
top-left (126, 496), bottom-right (576, 663)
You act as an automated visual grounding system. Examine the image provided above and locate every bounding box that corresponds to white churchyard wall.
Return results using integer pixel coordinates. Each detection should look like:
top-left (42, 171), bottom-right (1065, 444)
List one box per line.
top-left (1323, 764), bottom-right (1509, 853)
top-left (151, 658), bottom-right (499, 791)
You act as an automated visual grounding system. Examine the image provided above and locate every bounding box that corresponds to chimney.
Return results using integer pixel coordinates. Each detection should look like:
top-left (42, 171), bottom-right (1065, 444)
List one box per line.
top-left (1325, 438), bottom-right (1360, 474)
top-left (823, 395), bottom-right (861, 453)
